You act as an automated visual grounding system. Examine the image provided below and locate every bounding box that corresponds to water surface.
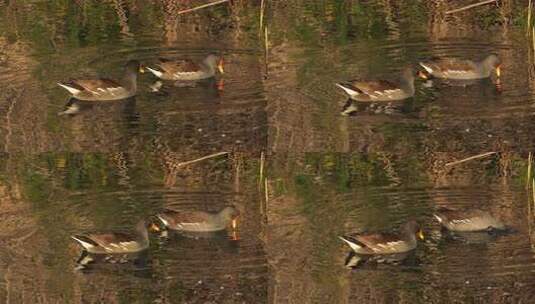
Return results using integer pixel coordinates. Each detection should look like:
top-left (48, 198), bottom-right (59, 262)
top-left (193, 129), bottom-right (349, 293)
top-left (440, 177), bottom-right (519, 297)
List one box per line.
top-left (1, 1), bottom-right (535, 303)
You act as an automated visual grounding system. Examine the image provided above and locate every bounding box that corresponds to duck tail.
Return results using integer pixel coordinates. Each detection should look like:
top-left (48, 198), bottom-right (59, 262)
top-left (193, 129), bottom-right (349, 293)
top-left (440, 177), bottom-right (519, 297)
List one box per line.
top-left (155, 214), bottom-right (170, 226)
top-left (418, 62), bottom-right (434, 74)
top-left (335, 82), bottom-right (360, 96)
top-left (146, 67), bottom-right (164, 78)
top-left (433, 214), bottom-right (443, 223)
top-left (71, 235), bottom-right (98, 250)
top-left (57, 82), bottom-right (82, 95)
top-left (338, 236), bottom-right (362, 252)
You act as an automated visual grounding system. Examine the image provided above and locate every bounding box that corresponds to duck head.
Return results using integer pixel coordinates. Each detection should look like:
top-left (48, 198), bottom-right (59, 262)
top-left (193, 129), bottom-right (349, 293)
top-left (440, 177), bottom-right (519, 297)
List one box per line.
top-left (204, 54), bottom-right (224, 74)
top-left (404, 220), bottom-right (424, 241)
top-left (125, 60), bottom-right (145, 74)
top-left (220, 205), bottom-right (240, 228)
top-left (482, 54), bottom-right (500, 77)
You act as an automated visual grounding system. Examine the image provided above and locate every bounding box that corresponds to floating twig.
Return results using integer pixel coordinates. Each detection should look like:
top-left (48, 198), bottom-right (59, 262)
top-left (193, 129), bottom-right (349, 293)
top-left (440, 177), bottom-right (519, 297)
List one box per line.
top-left (445, 0), bottom-right (497, 15)
top-left (176, 151), bottom-right (229, 168)
top-left (445, 152), bottom-right (497, 167)
top-left (177, 0), bottom-right (230, 15)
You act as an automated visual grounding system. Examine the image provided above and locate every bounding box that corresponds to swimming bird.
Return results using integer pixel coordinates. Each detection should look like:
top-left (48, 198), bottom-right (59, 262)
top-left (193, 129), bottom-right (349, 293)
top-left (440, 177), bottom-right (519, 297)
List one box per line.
top-left (336, 68), bottom-right (415, 102)
top-left (419, 54), bottom-right (501, 80)
top-left (71, 219), bottom-right (159, 254)
top-left (155, 206), bottom-right (239, 233)
top-left (58, 60), bottom-right (144, 101)
top-left (433, 207), bottom-right (506, 232)
top-left (146, 54), bottom-right (224, 81)
top-left (339, 220), bottom-right (424, 254)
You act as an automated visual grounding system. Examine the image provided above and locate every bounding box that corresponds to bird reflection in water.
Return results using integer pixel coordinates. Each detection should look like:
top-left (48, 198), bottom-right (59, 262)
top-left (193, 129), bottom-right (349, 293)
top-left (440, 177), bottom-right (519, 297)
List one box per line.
top-left (340, 98), bottom-right (402, 116)
top-left (344, 251), bottom-right (418, 269)
top-left (75, 249), bottom-right (150, 272)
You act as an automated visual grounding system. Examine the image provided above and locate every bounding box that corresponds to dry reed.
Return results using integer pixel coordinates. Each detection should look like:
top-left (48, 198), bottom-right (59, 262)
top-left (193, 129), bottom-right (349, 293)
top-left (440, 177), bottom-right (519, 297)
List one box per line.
top-left (445, 152), bottom-right (497, 167)
top-left (177, 0), bottom-right (230, 15)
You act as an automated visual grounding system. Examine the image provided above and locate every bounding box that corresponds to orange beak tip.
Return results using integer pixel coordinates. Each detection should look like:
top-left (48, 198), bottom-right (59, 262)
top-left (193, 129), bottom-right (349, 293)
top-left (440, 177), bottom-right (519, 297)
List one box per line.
top-left (417, 71), bottom-right (428, 80)
top-left (149, 223), bottom-right (160, 232)
top-left (217, 59), bottom-right (225, 74)
top-left (417, 230), bottom-right (425, 240)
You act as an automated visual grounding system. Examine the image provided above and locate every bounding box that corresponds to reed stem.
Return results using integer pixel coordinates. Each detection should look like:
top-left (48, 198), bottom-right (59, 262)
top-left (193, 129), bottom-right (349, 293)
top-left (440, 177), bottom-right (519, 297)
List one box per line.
top-left (259, 151), bottom-right (265, 187)
top-left (445, 0), bottom-right (497, 15)
top-left (264, 178), bottom-right (269, 205)
top-left (532, 178), bottom-right (535, 211)
top-left (445, 152), bottom-right (497, 167)
top-left (176, 151), bottom-right (229, 168)
top-left (264, 25), bottom-right (269, 77)
top-left (260, 0), bottom-right (265, 32)
top-left (529, 177), bottom-right (534, 249)
top-left (528, 0), bottom-right (533, 35)
top-left (177, 0), bottom-right (230, 15)
top-left (532, 26), bottom-right (535, 53)
top-left (527, 152), bottom-right (533, 189)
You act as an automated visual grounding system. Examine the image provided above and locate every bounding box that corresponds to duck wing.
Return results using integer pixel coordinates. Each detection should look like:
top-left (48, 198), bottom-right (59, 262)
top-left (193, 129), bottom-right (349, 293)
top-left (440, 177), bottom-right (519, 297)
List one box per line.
top-left (72, 231), bottom-right (138, 251)
top-left (435, 207), bottom-right (487, 222)
top-left (349, 79), bottom-right (400, 95)
top-left (68, 78), bottom-right (124, 91)
top-left (157, 209), bottom-right (212, 226)
top-left (355, 233), bottom-right (405, 252)
top-left (423, 58), bottom-right (478, 74)
top-left (86, 231), bottom-right (137, 246)
top-left (158, 58), bottom-right (201, 74)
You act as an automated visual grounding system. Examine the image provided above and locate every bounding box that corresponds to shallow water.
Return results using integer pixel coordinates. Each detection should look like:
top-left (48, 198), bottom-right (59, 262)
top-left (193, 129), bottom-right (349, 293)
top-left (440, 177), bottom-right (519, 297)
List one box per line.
top-left (1, 1), bottom-right (535, 303)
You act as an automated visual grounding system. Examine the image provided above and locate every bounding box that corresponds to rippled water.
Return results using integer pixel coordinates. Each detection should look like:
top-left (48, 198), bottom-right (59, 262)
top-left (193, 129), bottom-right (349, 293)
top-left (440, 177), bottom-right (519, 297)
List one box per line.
top-left (1, 1), bottom-right (535, 303)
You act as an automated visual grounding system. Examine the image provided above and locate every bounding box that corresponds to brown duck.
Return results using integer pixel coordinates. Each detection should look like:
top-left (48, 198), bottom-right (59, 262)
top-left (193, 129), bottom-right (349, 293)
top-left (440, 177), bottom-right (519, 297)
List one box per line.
top-left (156, 206), bottom-right (239, 233)
top-left (339, 220), bottom-right (424, 254)
top-left (419, 54), bottom-right (501, 80)
top-left (71, 219), bottom-right (159, 254)
top-left (336, 68), bottom-right (415, 102)
top-left (146, 54), bottom-right (224, 81)
top-left (433, 207), bottom-right (506, 232)
top-left (58, 60), bottom-right (144, 101)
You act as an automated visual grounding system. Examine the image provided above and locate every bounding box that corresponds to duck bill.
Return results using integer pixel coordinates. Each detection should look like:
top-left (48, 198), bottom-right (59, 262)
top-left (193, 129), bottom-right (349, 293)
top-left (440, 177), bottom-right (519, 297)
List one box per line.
top-left (417, 229), bottom-right (425, 240)
top-left (495, 65), bottom-right (501, 78)
top-left (149, 222), bottom-right (160, 232)
top-left (218, 59), bottom-right (225, 74)
top-left (231, 218), bottom-right (238, 230)
top-left (139, 65), bottom-right (146, 73)
top-left (417, 70), bottom-right (428, 80)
